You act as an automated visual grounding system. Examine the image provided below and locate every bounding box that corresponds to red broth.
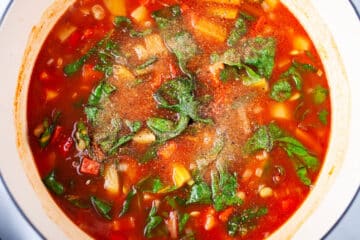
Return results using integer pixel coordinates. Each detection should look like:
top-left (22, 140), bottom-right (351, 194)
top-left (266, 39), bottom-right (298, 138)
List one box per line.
top-left (27, 0), bottom-right (331, 239)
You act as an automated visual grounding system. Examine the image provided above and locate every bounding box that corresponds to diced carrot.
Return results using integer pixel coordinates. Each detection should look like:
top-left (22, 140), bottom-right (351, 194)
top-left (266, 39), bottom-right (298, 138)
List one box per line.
top-left (103, 0), bottom-right (126, 16)
top-left (261, 0), bottom-right (279, 12)
top-left (158, 141), bottom-right (177, 159)
top-left (165, 211), bottom-right (178, 239)
top-left (202, 0), bottom-right (242, 6)
top-left (131, 5), bottom-right (149, 24)
top-left (180, 4), bottom-right (190, 13)
top-left (51, 126), bottom-right (63, 144)
top-left (191, 17), bottom-right (227, 42)
top-left (82, 64), bottom-right (104, 82)
top-left (80, 157), bottom-right (101, 175)
top-left (218, 207), bottom-right (234, 222)
top-left (270, 102), bottom-right (291, 120)
top-left (294, 128), bottom-right (322, 154)
top-left (45, 89), bottom-right (59, 101)
top-left (206, 6), bottom-right (239, 19)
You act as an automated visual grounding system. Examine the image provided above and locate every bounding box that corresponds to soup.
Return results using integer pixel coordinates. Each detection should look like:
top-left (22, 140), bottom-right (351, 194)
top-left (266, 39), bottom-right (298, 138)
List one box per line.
top-left (27, 0), bottom-right (331, 239)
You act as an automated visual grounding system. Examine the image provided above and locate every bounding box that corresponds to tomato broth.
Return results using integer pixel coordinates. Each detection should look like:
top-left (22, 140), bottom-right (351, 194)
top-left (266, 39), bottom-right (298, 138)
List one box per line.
top-left (27, 0), bottom-right (331, 239)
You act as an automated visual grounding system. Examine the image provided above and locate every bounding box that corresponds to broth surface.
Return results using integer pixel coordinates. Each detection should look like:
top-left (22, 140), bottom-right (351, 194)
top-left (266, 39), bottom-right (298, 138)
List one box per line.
top-left (27, 0), bottom-right (331, 239)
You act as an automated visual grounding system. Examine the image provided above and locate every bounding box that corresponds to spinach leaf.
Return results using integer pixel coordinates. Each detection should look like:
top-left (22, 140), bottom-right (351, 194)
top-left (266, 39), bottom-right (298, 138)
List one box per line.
top-left (296, 166), bottom-right (312, 186)
top-left (113, 16), bottom-right (132, 28)
top-left (227, 17), bottom-right (247, 47)
top-left (318, 109), bottom-right (329, 125)
top-left (240, 37), bottom-right (276, 79)
top-left (270, 79), bottom-right (292, 102)
top-left (312, 85), bottom-right (328, 104)
top-left (85, 81), bottom-right (116, 123)
top-left (243, 123), bottom-right (319, 185)
top-left (139, 143), bottom-right (160, 163)
top-left (152, 178), bottom-right (164, 193)
top-left (129, 28), bottom-right (153, 38)
top-left (108, 135), bottom-right (134, 155)
top-left (90, 196), bottom-right (112, 220)
top-left (118, 186), bottom-right (137, 217)
top-left (219, 66), bottom-right (240, 82)
top-left (151, 5), bottom-right (181, 29)
top-left (242, 64), bottom-right (263, 86)
top-left (165, 31), bottom-right (199, 74)
top-left (38, 111), bottom-right (61, 148)
top-left (187, 181), bottom-right (212, 204)
top-left (43, 170), bottom-right (64, 195)
top-left (125, 120), bottom-right (142, 133)
top-left (144, 202), bottom-right (163, 238)
top-left (211, 170), bottom-right (242, 211)
top-left (63, 51), bottom-right (93, 76)
top-left (227, 207), bottom-right (268, 237)
top-left (147, 114), bottom-right (190, 143)
top-left (135, 56), bottom-right (158, 70)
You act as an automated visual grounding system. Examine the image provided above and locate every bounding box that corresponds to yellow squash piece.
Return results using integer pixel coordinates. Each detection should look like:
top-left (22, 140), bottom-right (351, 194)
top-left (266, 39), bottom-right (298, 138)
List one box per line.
top-left (192, 18), bottom-right (227, 42)
top-left (103, 0), bottom-right (126, 16)
top-left (104, 164), bottom-right (120, 194)
top-left (207, 6), bottom-right (239, 19)
top-left (172, 164), bottom-right (192, 188)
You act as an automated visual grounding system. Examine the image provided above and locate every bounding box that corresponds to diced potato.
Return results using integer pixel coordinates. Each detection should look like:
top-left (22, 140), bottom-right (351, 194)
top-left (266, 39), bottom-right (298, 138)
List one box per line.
top-left (144, 34), bottom-right (167, 56)
top-left (192, 17), bottom-right (227, 42)
top-left (133, 44), bottom-right (148, 60)
top-left (206, 6), bottom-right (239, 19)
top-left (293, 35), bottom-right (310, 51)
top-left (270, 102), bottom-right (291, 119)
top-left (131, 5), bottom-right (149, 23)
top-left (172, 164), bottom-right (192, 188)
top-left (202, 0), bottom-right (242, 6)
top-left (132, 129), bottom-right (156, 144)
top-left (56, 24), bottom-right (77, 43)
top-left (261, 0), bottom-right (279, 12)
top-left (204, 213), bottom-right (216, 231)
top-left (104, 164), bottom-right (120, 194)
top-left (103, 0), bottom-right (126, 16)
top-left (259, 186), bottom-right (273, 198)
top-left (113, 65), bottom-right (135, 81)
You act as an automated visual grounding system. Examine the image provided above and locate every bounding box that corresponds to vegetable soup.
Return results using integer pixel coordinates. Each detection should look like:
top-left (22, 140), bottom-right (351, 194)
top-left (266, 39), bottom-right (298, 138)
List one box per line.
top-left (27, 0), bottom-right (331, 239)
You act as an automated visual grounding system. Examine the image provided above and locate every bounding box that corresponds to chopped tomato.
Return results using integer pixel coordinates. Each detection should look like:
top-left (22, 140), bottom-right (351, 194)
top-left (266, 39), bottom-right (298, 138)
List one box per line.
top-left (67, 31), bottom-right (82, 49)
top-left (82, 64), bottom-right (104, 83)
top-left (80, 157), bottom-right (101, 175)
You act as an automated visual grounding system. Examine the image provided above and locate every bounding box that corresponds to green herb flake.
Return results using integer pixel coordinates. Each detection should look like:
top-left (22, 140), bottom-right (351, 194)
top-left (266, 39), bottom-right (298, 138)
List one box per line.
top-left (144, 202), bottom-right (163, 238)
top-left (312, 85), bottom-right (328, 104)
top-left (187, 181), bottom-right (212, 204)
top-left (270, 79), bottom-right (292, 102)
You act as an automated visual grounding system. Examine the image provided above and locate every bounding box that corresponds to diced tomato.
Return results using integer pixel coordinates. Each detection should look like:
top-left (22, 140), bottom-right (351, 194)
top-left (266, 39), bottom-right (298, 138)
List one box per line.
top-left (80, 157), bottom-right (101, 175)
top-left (108, 232), bottom-right (127, 240)
top-left (82, 64), bottom-right (104, 83)
top-left (218, 207), bottom-right (234, 222)
top-left (169, 62), bottom-right (180, 78)
top-left (67, 31), bottom-right (82, 49)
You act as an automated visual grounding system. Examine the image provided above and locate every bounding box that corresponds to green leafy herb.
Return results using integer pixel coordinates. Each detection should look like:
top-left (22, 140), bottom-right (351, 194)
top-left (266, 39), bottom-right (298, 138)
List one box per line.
top-left (318, 109), bottom-right (329, 125)
top-left (219, 66), bottom-right (239, 82)
top-left (227, 207), bottom-right (268, 237)
top-left (270, 79), bottom-right (292, 102)
top-left (227, 17), bottom-right (247, 47)
top-left (243, 123), bottom-right (319, 185)
top-left (312, 85), bottom-right (328, 104)
top-left (144, 202), bottom-right (163, 238)
top-left (118, 186), bottom-right (137, 217)
top-left (90, 196), bottom-right (112, 220)
top-left (38, 111), bottom-right (61, 148)
top-left (43, 170), bottom-right (64, 195)
top-left (85, 81), bottom-right (117, 123)
top-left (151, 5), bottom-right (181, 29)
top-left (63, 49), bottom-right (95, 76)
top-left (211, 170), bottom-right (242, 211)
top-left (152, 178), bottom-right (164, 193)
top-left (187, 181), bottom-right (212, 204)
top-left (129, 28), bottom-right (153, 38)
top-left (136, 56), bottom-right (158, 70)
top-left (125, 120), bottom-right (142, 133)
top-left (242, 64), bottom-right (263, 86)
top-left (165, 31), bottom-right (198, 74)
top-left (113, 16), bottom-right (132, 28)
top-left (296, 166), bottom-right (312, 186)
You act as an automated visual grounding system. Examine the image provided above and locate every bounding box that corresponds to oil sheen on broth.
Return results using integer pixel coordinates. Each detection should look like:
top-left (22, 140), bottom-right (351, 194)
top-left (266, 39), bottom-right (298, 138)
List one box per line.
top-left (27, 0), bottom-right (331, 239)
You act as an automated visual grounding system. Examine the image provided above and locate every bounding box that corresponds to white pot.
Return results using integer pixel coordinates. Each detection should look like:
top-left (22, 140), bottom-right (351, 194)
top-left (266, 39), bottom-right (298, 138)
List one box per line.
top-left (0, 0), bottom-right (359, 239)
